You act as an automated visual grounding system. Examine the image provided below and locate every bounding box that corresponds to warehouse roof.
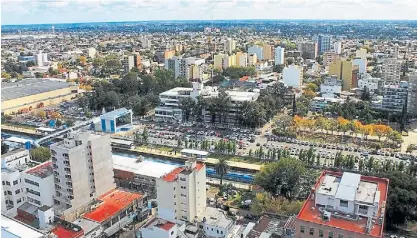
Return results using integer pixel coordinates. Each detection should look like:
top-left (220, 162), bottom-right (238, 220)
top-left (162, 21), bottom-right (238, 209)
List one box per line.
top-left (1, 78), bottom-right (73, 101)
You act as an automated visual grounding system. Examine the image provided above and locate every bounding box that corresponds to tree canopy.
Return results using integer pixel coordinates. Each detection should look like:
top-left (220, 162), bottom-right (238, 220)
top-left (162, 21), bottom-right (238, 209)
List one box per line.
top-left (30, 147), bottom-right (51, 163)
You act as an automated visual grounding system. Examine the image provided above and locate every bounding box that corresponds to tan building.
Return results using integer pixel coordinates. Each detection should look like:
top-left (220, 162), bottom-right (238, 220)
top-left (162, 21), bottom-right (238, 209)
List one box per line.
top-left (329, 59), bottom-right (353, 91)
top-left (1, 78), bottom-right (79, 115)
top-left (263, 43), bottom-right (273, 60)
top-left (295, 171), bottom-right (389, 238)
top-left (323, 52), bottom-right (338, 67)
top-left (248, 53), bottom-right (257, 66)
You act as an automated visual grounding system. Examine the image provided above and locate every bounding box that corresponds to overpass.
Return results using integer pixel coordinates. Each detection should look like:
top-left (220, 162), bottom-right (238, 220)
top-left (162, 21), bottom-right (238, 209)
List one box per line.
top-left (33, 118), bottom-right (96, 147)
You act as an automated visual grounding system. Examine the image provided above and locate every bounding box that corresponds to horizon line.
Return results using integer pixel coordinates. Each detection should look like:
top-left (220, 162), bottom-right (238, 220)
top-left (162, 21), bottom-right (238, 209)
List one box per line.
top-left (3, 18), bottom-right (417, 27)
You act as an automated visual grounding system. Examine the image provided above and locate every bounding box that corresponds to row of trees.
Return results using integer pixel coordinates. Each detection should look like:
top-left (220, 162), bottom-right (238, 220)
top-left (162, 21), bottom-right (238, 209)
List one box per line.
top-left (81, 69), bottom-right (190, 116)
top-left (178, 139), bottom-right (238, 155)
top-left (293, 115), bottom-right (403, 145)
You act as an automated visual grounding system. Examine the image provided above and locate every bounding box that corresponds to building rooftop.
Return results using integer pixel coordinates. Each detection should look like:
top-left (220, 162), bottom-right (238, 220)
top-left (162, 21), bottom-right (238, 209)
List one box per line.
top-left (201, 207), bottom-right (233, 229)
top-left (1, 78), bottom-right (73, 101)
top-left (143, 217), bottom-right (176, 231)
top-left (72, 218), bottom-right (101, 236)
top-left (24, 161), bottom-right (53, 179)
top-left (112, 155), bottom-right (179, 178)
top-left (1, 215), bottom-right (44, 238)
top-left (100, 107), bottom-right (131, 119)
top-left (162, 167), bottom-right (185, 182)
top-left (297, 171), bottom-right (389, 238)
top-left (51, 224), bottom-right (83, 238)
top-left (83, 189), bottom-right (143, 223)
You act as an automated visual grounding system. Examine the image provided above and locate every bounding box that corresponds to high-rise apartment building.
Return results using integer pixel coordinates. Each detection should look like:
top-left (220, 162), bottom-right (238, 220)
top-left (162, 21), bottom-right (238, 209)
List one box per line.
top-left (329, 59), bottom-right (354, 91)
top-left (295, 171), bottom-right (388, 238)
top-left (157, 160), bottom-right (206, 223)
top-left (323, 52), bottom-right (338, 67)
top-left (248, 45), bottom-right (264, 61)
top-left (393, 43), bottom-right (400, 58)
top-left (165, 56), bottom-right (189, 79)
top-left (51, 132), bottom-right (116, 220)
top-left (381, 83), bottom-right (408, 113)
top-left (274, 46), bottom-right (285, 65)
top-left (298, 41), bottom-right (318, 59)
top-left (283, 65), bottom-right (303, 89)
top-left (382, 58), bottom-right (401, 82)
top-left (317, 35), bottom-right (332, 54)
top-left (133, 53), bottom-right (142, 69)
top-left (123, 55), bottom-right (135, 73)
top-left (213, 53), bottom-right (236, 70)
top-left (263, 43), bottom-right (273, 60)
top-left (356, 48), bottom-right (368, 60)
top-left (333, 41), bottom-right (342, 54)
top-left (224, 38), bottom-right (236, 54)
top-left (408, 73), bottom-right (417, 116)
top-left (248, 53), bottom-right (257, 66)
top-left (235, 52), bottom-right (248, 67)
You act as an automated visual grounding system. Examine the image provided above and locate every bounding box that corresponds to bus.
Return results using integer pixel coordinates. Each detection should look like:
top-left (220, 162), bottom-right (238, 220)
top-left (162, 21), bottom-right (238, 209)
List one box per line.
top-left (180, 149), bottom-right (208, 160)
top-left (111, 138), bottom-right (134, 149)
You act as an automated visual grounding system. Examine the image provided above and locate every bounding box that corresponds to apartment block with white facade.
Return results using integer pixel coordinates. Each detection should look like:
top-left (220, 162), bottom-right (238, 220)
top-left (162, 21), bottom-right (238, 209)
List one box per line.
top-left (23, 161), bottom-right (55, 208)
top-left (1, 148), bottom-right (30, 169)
top-left (408, 73), bottom-right (417, 116)
top-left (381, 82), bottom-right (408, 113)
top-left (274, 46), bottom-right (285, 65)
top-left (283, 65), bottom-right (303, 89)
top-left (1, 167), bottom-right (26, 217)
top-left (248, 45), bottom-right (264, 61)
top-left (358, 75), bottom-right (381, 94)
top-left (320, 76), bottom-right (342, 98)
top-left (165, 56), bottom-right (189, 79)
top-left (156, 160), bottom-right (206, 223)
top-left (224, 38), bottom-right (236, 54)
top-left (50, 131), bottom-right (116, 220)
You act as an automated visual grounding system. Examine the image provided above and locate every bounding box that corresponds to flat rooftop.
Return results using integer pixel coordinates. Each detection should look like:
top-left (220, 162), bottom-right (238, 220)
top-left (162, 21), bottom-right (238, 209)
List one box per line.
top-left (1, 215), bottom-right (44, 238)
top-left (112, 155), bottom-right (178, 178)
top-left (24, 161), bottom-right (53, 178)
top-left (297, 171), bottom-right (389, 238)
top-left (51, 224), bottom-right (83, 238)
top-left (100, 107), bottom-right (131, 118)
top-left (143, 217), bottom-right (176, 231)
top-left (1, 78), bottom-right (73, 101)
top-left (201, 207), bottom-right (233, 228)
top-left (83, 189), bottom-right (143, 223)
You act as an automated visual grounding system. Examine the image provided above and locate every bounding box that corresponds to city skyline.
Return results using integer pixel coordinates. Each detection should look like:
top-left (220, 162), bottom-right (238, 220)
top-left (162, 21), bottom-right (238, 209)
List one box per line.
top-left (2, 0), bottom-right (417, 25)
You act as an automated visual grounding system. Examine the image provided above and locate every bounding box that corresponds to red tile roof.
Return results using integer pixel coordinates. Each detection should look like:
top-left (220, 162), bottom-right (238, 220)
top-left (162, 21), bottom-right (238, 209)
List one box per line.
top-left (162, 167), bottom-right (184, 182)
top-left (156, 221), bottom-right (176, 231)
top-left (296, 170), bottom-right (389, 238)
top-left (83, 189), bottom-right (143, 223)
top-left (52, 225), bottom-right (83, 238)
top-left (25, 161), bottom-right (53, 178)
top-left (195, 162), bottom-right (205, 171)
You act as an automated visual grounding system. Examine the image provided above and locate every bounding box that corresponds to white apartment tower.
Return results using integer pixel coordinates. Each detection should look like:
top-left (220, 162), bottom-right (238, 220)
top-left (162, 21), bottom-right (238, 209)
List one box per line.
top-left (165, 56), bottom-right (189, 79)
top-left (333, 41), bottom-right (342, 54)
top-left (156, 160), bottom-right (206, 223)
top-left (283, 65), bottom-right (303, 89)
top-left (274, 46), bottom-right (285, 65)
top-left (408, 73), bottom-right (417, 116)
top-left (51, 132), bottom-right (116, 218)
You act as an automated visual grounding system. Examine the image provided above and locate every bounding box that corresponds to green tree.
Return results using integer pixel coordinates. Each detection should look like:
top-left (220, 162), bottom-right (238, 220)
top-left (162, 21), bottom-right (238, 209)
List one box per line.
top-left (272, 65), bottom-right (284, 73)
top-left (179, 97), bottom-right (196, 122)
top-left (142, 128), bottom-right (149, 144)
top-left (66, 119), bottom-right (75, 127)
top-left (1, 143), bottom-right (9, 155)
top-left (215, 157), bottom-right (229, 193)
top-left (254, 157), bottom-right (306, 199)
top-left (306, 83), bottom-right (319, 92)
top-left (30, 147), bottom-right (51, 162)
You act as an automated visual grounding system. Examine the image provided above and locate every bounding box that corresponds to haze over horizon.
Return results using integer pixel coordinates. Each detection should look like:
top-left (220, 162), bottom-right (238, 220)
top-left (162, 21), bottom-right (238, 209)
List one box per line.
top-left (2, 0), bottom-right (417, 26)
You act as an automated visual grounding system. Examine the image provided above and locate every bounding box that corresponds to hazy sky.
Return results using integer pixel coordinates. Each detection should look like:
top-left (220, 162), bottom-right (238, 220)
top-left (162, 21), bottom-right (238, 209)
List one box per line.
top-left (2, 0), bottom-right (417, 25)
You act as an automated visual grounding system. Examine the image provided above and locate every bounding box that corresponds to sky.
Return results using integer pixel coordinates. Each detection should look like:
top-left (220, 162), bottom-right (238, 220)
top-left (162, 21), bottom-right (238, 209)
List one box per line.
top-left (1, 0), bottom-right (417, 25)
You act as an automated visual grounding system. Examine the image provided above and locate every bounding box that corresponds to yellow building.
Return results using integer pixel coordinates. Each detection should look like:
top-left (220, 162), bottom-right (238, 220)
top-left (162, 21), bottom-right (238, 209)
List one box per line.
top-left (329, 59), bottom-right (353, 91)
top-left (2, 78), bottom-right (79, 115)
top-left (164, 49), bottom-right (175, 60)
top-left (214, 54), bottom-right (224, 69)
top-left (189, 65), bottom-right (203, 80)
top-left (355, 48), bottom-right (367, 60)
top-left (263, 44), bottom-right (273, 60)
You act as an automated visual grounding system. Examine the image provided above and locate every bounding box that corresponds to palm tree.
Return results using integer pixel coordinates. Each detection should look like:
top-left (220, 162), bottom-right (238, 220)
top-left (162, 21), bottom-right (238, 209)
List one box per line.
top-left (215, 156), bottom-right (229, 193)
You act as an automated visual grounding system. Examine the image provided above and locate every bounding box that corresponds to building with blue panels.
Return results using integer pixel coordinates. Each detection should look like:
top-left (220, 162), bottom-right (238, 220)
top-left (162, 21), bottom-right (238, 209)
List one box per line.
top-left (99, 108), bottom-right (133, 133)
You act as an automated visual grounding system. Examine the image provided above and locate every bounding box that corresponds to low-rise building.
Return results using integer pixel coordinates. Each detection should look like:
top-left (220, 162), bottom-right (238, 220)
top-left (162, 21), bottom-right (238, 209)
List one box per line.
top-left (295, 171), bottom-right (389, 238)
top-left (358, 76), bottom-right (381, 94)
top-left (320, 76), bottom-right (342, 98)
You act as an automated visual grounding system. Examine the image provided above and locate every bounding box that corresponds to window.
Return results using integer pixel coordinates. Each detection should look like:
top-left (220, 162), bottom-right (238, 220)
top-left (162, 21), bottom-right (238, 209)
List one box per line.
top-left (217, 230), bottom-right (219, 234)
top-left (319, 230), bottom-right (324, 237)
top-left (300, 225), bottom-right (305, 233)
top-left (15, 190), bottom-right (20, 195)
top-left (13, 180), bottom-right (18, 185)
top-left (171, 231), bottom-right (174, 235)
top-left (309, 228), bottom-right (314, 235)
top-left (25, 179), bottom-right (39, 187)
top-left (338, 235), bottom-right (343, 238)
top-left (3, 191), bottom-right (7, 196)
top-left (2, 181), bottom-right (5, 185)
top-left (17, 198), bottom-right (22, 204)
top-left (329, 232), bottom-right (334, 238)
top-left (181, 194), bottom-right (186, 197)
top-left (6, 181), bottom-right (10, 186)
top-left (26, 188), bottom-right (41, 196)
top-left (339, 200), bottom-right (348, 208)
top-left (180, 177), bottom-right (186, 181)
top-left (7, 191), bottom-right (12, 195)
top-left (221, 231), bottom-right (223, 234)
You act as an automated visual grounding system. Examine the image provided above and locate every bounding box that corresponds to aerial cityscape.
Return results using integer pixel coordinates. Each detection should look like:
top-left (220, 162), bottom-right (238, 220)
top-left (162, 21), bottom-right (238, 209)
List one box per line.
top-left (1, 1), bottom-right (417, 238)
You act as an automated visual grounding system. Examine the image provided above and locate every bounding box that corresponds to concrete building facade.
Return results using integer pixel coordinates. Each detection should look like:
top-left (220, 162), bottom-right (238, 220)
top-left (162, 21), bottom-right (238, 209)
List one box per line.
top-left (274, 46), bottom-right (285, 65)
top-left (248, 45), bottom-right (264, 61)
top-left (283, 65), bottom-right (303, 89)
top-left (408, 73), bottom-right (417, 116)
top-left (51, 132), bottom-right (116, 221)
top-left (317, 35), bottom-right (332, 54)
top-left (298, 41), bottom-right (318, 59)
